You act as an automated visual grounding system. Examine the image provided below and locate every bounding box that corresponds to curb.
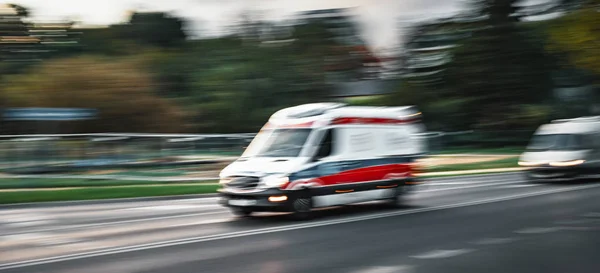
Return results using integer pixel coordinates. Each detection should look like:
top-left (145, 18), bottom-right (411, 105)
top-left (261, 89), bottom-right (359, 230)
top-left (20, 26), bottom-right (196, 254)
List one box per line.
top-left (0, 193), bottom-right (220, 209)
top-left (421, 171), bottom-right (522, 180)
top-left (418, 168), bottom-right (523, 177)
top-left (430, 154), bottom-right (520, 157)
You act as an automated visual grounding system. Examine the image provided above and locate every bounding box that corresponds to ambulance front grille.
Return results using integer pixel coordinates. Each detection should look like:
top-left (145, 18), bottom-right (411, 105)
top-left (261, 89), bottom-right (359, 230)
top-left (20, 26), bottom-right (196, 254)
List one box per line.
top-left (227, 176), bottom-right (260, 190)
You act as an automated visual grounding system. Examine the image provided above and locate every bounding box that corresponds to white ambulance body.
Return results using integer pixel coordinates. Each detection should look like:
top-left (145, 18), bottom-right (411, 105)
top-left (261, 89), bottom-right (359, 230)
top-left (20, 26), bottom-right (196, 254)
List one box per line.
top-left (218, 103), bottom-right (428, 218)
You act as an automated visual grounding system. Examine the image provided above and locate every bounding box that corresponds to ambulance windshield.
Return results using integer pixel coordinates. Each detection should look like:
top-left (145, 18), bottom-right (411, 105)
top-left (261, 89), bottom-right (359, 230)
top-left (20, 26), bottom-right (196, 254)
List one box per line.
top-left (242, 128), bottom-right (312, 158)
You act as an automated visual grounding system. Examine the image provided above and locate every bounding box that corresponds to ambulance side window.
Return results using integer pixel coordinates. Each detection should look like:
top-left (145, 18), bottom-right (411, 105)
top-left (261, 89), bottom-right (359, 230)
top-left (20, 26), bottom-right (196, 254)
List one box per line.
top-left (315, 129), bottom-right (334, 160)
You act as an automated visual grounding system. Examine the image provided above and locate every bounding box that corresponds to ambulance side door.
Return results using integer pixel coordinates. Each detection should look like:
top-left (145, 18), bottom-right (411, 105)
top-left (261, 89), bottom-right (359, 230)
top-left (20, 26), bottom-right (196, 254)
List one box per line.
top-left (312, 128), bottom-right (347, 186)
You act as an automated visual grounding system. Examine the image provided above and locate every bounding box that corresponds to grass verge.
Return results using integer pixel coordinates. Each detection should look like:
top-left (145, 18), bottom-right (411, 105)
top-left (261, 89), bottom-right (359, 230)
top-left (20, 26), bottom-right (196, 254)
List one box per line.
top-left (0, 184), bottom-right (219, 204)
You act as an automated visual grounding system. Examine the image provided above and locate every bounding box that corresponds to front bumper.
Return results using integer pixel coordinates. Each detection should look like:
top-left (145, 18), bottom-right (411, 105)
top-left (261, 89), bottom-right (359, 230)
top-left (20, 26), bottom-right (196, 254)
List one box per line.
top-left (218, 188), bottom-right (299, 212)
top-left (218, 177), bottom-right (424, 212)
top-left (524, 165), bottom-right (585, 181)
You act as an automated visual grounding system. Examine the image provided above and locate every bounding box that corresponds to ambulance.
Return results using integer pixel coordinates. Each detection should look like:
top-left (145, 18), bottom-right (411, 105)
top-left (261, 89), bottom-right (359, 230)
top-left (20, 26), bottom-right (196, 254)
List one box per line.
top-left (218, 103), bottom-right (428, 218)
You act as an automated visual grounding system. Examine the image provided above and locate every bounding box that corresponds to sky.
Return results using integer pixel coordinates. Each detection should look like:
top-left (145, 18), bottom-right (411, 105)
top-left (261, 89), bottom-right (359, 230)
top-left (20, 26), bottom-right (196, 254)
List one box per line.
top-left (9, 0), bottom-right (553, 50)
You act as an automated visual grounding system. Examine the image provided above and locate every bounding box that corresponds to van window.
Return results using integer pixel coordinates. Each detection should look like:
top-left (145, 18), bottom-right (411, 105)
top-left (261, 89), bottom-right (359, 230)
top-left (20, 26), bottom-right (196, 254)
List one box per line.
top-left (315, 129), bottom-right (335, 160)
top-left (527, 134), bottom-right (587, 151)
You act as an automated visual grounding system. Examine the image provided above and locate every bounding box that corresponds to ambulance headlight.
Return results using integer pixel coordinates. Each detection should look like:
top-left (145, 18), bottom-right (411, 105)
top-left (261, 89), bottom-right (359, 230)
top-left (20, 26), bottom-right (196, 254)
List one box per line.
top-left (262, 175), bottom-right (290, 188)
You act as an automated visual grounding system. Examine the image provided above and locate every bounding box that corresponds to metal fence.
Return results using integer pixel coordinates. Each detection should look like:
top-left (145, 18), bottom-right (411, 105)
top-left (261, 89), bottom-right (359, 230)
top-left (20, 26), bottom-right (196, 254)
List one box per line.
top-left (0, 131), bottom-right (531, 174)
top-left (0, 133), bottom-right (255, 173)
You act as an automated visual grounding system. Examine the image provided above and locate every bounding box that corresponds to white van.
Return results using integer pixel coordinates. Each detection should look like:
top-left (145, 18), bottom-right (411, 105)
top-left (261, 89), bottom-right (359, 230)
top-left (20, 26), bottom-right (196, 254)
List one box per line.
top-left (218, 103), bottom-right (428, 218)
top-left (519, 116), bottom-right (600, 181)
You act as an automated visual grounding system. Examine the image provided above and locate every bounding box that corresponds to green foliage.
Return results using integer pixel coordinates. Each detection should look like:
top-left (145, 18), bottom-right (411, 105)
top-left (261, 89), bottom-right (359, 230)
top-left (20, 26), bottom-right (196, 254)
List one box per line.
top-left (184, 39), bottom-right (333, 133)
top-left (443, 1), bottom-right (554, 130)
top-left (469, 0), bottom-right (520, 23)
top-left (1, 56), bottom-right (187, 133)
top-left (547, 1), bottom-right (600, 76)
top-left (8, 4), bottom-right (29, 17)
top-left (122, 12), bottom-right (188, 48)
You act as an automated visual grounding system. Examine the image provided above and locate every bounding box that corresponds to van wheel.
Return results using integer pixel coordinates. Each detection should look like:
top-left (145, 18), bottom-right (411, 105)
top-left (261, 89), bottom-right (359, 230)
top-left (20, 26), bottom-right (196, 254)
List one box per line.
top-left (289, 193), bottom-right (313, 220)
top-left (231, 208), bottom-right (253, 217)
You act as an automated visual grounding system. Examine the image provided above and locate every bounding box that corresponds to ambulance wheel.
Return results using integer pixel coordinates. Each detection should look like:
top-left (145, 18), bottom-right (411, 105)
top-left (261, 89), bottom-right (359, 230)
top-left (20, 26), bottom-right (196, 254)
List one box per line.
top-left (385, 187), bottom-right (406, 209)
top-left (231, 208), bottom-right (253, 217)
top-left (289, 192), bottom-right (313, 221)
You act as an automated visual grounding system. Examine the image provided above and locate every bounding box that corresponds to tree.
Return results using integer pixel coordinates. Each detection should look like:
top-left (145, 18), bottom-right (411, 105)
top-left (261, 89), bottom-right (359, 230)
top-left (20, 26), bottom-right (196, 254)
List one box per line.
top-left (8, 4), bottom-right (29, 18)
top-left (1, 56), bottom-right (187, 133)
top-left (0, 4), bottom-right (38, 74)
top-left (121, 12), bottom-right (188, 47)
top-left (468, 0), bottom-right (520, 23)
top-left (547, 0), bottom-right (600, 76)
top-left (444, 0), bottom-right (553, 130)
top-left (183, 36), bottom-right (332, 133)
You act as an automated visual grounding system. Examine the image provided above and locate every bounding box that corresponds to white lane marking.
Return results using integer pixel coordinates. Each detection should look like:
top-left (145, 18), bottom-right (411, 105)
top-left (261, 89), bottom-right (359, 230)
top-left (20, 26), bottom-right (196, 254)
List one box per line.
top-left (1, 233), bottom-right (51, 241)
top-left (2, 213), bottom-right (55, 228)
top-left (410, 249), bottom-right (473, 259)
top-left (581, 212), bottom-right (600, 218)
top-left (354, 265), bottom-right (414, 273)
top-left (0, 232), bottom-right (83, 247)
top-left (500, 184), bottom-right (539, 188)
top-left (554, 219), bottom-right (597, 225)
top-left (5, 220), bottom-right (53, 228)
top-left (173, 198), bottom-right (220, 203)
top-left (37, 238), bottom-right (84, 246)
top-left (418, 180), bottom-right (523, 193)
top-left (165, 218), bottom-right (233, 228)
top-left (426, 182), bottom-right (475, 186)
top-left (123, 205), bottom-right (220, 211)
top-left (3, 211), bottom-right (227, 236)
top-left (1, 183), bottom-right (598, 271)
top-left (514, 227), bottom-right (561, 234)
top-left (558, 226), bottom-right (598, 231)
top-left (3, 213), bottom-right (52, 222)
top-left (471, 237), bottom-right (518, 245)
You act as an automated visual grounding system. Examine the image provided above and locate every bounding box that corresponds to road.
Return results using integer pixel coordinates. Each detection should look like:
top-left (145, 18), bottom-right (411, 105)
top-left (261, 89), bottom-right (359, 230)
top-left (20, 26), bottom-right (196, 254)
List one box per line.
top-left (1, 173), bottom-right (599, 273)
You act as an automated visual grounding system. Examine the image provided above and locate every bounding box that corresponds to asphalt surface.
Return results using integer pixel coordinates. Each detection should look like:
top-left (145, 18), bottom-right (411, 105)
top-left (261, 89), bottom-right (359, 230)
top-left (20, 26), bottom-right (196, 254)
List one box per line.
top-left (1, 172), bottom-right (599, 273)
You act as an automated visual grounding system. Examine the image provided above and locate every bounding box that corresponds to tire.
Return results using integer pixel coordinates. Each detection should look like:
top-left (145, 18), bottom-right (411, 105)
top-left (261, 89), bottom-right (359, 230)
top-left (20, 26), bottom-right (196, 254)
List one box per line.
top-left (230, 207), bottom-right (253, 217)
top-left (522, 173), bottom-right (539, 184)
top-left (385, 186), bottom-right (406, 209)
top-left (289, 191), bottom-right (313, 221)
